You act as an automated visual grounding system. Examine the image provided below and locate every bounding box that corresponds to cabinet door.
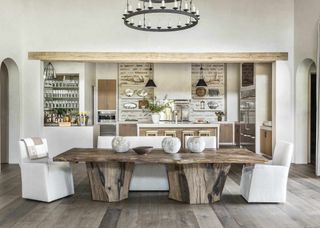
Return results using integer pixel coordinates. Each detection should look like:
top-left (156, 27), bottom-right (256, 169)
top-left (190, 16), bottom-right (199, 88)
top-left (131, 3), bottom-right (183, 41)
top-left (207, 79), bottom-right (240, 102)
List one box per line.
top-left (260, 129), bottom-right (266, 154)
top-left (260, 129), bottom-right (272, 157)
top-left (98, 80), bottom-right (116, 110)
top-left (119, 124), bottom-right (137, 136)
top-left (265, 130), bottom-right (272, 157)
top-left (219, 124), bottom-right (234, 144)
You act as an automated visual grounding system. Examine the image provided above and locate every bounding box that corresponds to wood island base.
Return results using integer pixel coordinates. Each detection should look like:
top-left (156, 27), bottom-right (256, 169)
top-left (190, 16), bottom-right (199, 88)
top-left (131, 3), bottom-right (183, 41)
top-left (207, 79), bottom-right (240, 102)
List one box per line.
top-left (167, 163), bottom-right (231, 204)
top-left (86, 162), bottom-right (134, 202)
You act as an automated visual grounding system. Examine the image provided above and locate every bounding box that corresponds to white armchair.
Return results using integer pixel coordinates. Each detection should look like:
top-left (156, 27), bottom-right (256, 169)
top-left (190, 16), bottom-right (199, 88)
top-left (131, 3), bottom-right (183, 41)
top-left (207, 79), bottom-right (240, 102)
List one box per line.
top-left (97, 136), bottom-right (169, 191)
top-left (240, 141), bottom-right (294, 203)
top-left (19, 139), bottom-right (74, 202)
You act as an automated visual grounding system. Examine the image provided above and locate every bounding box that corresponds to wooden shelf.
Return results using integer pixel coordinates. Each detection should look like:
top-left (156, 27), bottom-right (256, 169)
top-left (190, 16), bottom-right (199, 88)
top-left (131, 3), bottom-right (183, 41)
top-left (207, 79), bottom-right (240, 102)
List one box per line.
top-left (29, 52), bottom-right (288, 63)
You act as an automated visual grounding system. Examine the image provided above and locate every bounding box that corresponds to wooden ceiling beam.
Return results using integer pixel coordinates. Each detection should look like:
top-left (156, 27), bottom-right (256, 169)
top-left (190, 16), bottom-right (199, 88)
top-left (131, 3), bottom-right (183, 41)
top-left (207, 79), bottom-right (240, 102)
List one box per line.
top-left (28, 51), bottom-right (288, 63)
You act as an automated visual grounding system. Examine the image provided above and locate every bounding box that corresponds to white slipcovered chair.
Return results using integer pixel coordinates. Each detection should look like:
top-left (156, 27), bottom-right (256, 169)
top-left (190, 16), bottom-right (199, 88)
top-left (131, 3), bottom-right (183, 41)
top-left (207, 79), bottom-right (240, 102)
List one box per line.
top-left (185, 136), bottom-right (217, 149)
top-left (97, 136), bottom-right (169, 191)
top-left (240, 140), bottom-right (294, 203)
top-left (19, 139), bottom-right (74, 202)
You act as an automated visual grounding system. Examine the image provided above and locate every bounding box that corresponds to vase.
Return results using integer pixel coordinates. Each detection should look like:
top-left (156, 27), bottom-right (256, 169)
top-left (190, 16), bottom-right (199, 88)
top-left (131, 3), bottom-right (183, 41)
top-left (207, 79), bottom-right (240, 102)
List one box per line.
top-left (112, 137), bottom-right (130, 153)
top-left (152, 113), bottom-right (160, 124)
top-left (162, 137), bottom-right (181, 154)
top-left (187, 137), bottom-right (206, 153)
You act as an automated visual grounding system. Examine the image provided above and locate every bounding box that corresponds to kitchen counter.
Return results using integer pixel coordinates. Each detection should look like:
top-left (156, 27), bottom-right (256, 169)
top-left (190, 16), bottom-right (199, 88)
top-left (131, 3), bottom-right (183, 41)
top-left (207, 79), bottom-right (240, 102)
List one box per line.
top-left (137, 123), bottom-right (220, 128)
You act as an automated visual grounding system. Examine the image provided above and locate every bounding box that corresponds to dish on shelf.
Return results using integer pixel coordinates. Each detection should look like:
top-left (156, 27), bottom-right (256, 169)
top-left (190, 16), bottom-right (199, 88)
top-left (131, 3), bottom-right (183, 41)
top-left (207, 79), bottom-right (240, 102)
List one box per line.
top-left (207, 101), bottom-right (219, 109)
top-left (124, 89), bottom-right (135, 97)
top-left (137, 89), bottom-right (148, 97)
top-left (196, 87), bottom-right (207, 97)
top-left (123, 102), bottom-right (137, 109)
top-left (208, 89), bottom-right (220, 97)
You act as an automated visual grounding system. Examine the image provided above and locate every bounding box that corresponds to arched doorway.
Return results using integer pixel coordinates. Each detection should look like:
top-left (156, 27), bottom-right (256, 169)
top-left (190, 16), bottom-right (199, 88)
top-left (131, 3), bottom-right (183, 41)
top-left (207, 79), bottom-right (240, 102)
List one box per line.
top-left (295, 59), bottom-right (317, 168)
top-left (0, 63), bottom-right (9, 166)
top-left (0, 58), bottom-right (20, 170)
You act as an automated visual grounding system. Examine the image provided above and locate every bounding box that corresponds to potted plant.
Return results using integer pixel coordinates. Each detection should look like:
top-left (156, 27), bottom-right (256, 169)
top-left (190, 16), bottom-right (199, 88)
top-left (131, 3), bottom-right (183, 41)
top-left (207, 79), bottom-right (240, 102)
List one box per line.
top-left (215, 111), bottom-right (225, 122)
top-left (146, 97), bottom-right (171, 124)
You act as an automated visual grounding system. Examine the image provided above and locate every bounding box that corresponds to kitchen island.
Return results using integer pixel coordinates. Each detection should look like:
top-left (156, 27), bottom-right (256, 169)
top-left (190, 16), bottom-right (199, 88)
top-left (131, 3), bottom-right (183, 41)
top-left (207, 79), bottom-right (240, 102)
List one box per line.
top-left (137, 122), bottom-right (220, 148)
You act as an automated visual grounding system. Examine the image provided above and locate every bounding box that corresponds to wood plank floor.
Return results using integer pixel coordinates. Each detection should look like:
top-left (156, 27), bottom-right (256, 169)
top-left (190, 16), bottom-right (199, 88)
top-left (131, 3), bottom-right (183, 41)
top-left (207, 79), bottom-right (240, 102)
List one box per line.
top-left (0, 163), bottom-right (320, 228)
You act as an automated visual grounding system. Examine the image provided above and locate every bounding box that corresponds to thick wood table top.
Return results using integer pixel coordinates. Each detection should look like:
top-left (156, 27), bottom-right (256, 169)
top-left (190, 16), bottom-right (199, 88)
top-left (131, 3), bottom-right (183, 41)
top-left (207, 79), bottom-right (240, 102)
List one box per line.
top-left (53, 148), bottom-right (268, 165)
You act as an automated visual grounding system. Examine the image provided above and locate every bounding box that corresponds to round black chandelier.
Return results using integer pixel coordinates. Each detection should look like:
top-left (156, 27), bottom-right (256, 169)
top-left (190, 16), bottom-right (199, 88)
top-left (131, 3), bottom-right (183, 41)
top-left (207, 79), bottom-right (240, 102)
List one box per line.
top-left (122, 0), bottom-right (200, 32)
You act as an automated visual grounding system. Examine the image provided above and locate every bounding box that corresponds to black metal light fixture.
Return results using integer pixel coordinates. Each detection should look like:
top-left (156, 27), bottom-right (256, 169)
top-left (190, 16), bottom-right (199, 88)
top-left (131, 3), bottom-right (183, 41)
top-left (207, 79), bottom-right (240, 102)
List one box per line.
top-left (123, 0), bottom-right (200, 32)
top-left (43, 62), bottom-right (56, 79)
top-left (145, 64), bottom-right (157, 87)
top-left (196, 64), bottom-right (207, 87)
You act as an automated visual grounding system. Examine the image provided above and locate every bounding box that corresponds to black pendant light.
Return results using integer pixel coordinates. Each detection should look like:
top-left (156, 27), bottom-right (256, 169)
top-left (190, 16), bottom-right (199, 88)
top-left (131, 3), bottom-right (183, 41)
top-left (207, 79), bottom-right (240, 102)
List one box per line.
top-left (145, 64), bottom-right (157, 87)
top-left (196, 64), bottom-right (207, 87)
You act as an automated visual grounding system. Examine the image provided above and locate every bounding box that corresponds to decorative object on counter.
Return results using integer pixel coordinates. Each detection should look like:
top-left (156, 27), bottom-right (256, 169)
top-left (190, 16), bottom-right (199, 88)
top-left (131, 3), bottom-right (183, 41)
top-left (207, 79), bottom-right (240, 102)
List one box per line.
top-left (162, 137), bottom-right (181, 154)
top-left (112, 137), bottom-right (130, 153)
top-left (146, 96), bottom-right (171, 124)
top-left (196, 64), bottom-right (207, 87)
top-left (196, 87), bottom-right (206, 97)
top-left (77, 112), bottom-right (89, 126)
top-left (215, 111), bottom-right (225, 122)
top-left (132, 146), bottom-right (153, 155)
top-left (145, 64), bottom-right (157, 87)
top-left (187, 137), bottom-right (205, 153)
top-left (207, 101), bottom-right (219, 110)
top-left (122, 0), bottom-right (200, 32)
top-left (125, 88), bottom-right (135, 97)
top-left (43, 62), bottom-right (56, 79)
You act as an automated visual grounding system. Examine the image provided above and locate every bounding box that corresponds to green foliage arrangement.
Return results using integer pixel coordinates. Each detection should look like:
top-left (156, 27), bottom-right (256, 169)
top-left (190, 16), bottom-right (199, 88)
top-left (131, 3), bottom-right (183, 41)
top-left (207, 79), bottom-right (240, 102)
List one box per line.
top-left (146, 98), bottom-right (171, 114)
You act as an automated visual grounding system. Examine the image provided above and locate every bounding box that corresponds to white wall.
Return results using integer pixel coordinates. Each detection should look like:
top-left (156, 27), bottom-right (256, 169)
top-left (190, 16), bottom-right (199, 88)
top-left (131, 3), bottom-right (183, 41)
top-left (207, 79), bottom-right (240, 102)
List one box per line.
top-left (294, 0), bottom-right (320, 164)
top-left (0, 0), bottom-right (296, 163)
top-left (154, 64), bottom-right (192, 100)
top-left (255, 63), bottom-right (272, 153)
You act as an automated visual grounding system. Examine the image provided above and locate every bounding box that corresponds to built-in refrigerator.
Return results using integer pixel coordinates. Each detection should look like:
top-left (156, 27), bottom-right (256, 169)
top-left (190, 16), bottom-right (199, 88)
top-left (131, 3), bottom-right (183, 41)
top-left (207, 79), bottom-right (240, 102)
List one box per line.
top-left (239, 63), bottom-right (256, 152)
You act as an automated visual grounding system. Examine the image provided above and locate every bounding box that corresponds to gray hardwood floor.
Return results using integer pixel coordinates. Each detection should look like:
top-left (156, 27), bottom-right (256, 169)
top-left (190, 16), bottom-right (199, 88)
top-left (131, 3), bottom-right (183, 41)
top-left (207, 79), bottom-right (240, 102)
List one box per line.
top-left (0, 163), bottom-right (320, 228)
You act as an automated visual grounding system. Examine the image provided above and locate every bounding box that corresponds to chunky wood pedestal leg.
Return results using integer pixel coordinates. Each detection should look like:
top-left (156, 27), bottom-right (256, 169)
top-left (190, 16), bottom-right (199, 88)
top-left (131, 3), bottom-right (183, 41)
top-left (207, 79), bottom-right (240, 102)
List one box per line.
top-left (167, 163), bottom-right (231, 204)
top-left (86, 162), bottom-right (134, 202)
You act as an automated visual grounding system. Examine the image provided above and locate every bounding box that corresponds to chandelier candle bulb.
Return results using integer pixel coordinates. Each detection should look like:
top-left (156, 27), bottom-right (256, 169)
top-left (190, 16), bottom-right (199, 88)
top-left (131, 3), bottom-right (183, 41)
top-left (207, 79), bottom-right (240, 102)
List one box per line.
top-left (196, 9), bottom-right (200, 16)
top-left (148, 0), bottom-right (153, 8)
top-left (174, 0), bottom-right (178, 8)
top-left (185, 1), bottom-right (188, 10)
top-left (192, 5), bottom-right (196, 13)
top-left (161, 0), bottom-right (165, 7)
top-left (128, 4), bottom-right (133, 12)
top-left (137, 2), bottom-right (141, 10)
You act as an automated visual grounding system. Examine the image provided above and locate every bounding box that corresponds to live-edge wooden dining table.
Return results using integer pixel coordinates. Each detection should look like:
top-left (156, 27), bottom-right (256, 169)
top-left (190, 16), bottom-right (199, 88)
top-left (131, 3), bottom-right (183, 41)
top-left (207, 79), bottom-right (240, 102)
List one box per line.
top-left (53, 148), bottom-right (268, 204)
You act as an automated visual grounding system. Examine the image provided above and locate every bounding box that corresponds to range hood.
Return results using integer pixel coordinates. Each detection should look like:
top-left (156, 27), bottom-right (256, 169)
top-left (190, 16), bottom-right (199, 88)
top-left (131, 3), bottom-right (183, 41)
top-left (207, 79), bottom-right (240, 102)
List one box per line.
top-left (153, 63), bottom-right (192, 100)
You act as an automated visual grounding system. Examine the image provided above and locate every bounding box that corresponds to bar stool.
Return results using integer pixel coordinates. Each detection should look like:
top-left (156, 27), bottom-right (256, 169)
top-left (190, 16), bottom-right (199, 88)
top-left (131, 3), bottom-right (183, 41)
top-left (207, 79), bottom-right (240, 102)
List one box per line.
top-left (182, 130), bottom-right (195, 148)
top-left (198, 130), bottom-right (211, 137)
top-left (145, 130), bottom-right (158, 136)
top-left (164, 130), bottom-right (177, 137)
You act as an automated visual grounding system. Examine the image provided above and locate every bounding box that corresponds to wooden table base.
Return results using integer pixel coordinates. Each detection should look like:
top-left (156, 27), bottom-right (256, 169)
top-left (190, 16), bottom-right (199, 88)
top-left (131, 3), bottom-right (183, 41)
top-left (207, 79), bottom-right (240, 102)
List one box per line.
top-left (86, 162), bottom-right (134, 202)
top-left (167, 163), bottom-right (231, 204)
